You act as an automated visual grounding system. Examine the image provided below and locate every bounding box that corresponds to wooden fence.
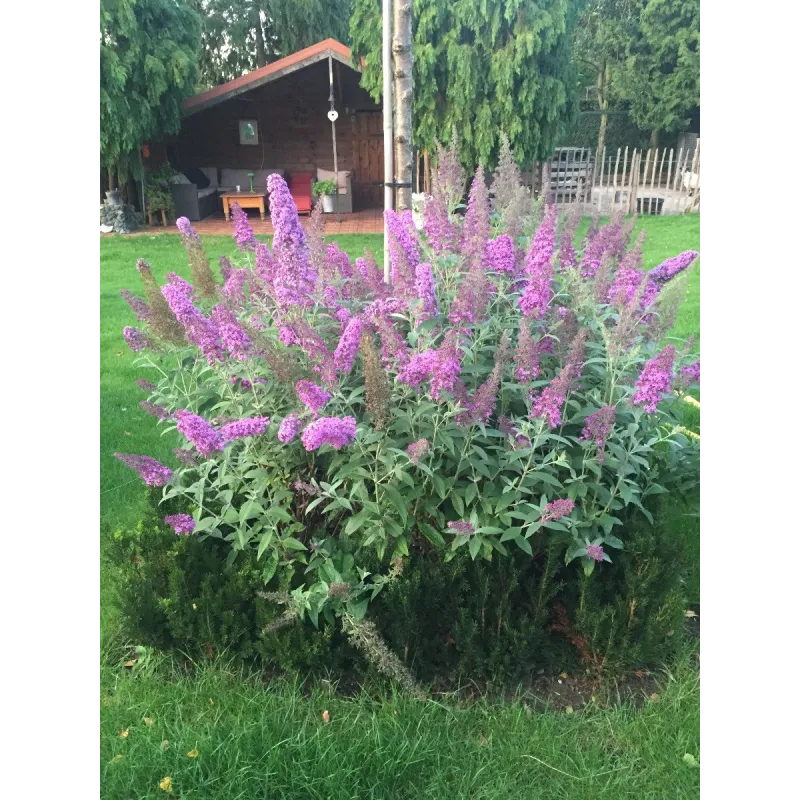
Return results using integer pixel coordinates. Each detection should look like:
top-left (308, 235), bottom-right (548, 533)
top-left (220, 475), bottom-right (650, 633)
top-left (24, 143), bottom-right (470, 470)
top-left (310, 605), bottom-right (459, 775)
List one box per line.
top-left (529, 140), bottom-right (700, 215)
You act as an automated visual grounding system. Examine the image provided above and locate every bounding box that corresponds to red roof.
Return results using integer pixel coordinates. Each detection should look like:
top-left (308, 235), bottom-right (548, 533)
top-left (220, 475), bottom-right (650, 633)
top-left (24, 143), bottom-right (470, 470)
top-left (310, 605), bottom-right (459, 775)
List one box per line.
top-left (183, 39), bottom-right (357, 115)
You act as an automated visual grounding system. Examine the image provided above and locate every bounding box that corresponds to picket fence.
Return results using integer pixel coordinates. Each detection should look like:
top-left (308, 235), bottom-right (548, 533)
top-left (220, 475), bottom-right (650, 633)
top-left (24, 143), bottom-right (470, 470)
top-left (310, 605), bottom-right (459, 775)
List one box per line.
top-left (530, 141), bottom-right (701, 215)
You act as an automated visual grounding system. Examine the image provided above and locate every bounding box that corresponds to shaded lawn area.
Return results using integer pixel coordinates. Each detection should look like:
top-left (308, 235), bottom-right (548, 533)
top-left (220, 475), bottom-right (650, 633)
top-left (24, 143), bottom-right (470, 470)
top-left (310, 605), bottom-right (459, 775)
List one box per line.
top-left (100, 217), bottom-right (700, 800)
top-left (101, 655), bottom-right (700, 800)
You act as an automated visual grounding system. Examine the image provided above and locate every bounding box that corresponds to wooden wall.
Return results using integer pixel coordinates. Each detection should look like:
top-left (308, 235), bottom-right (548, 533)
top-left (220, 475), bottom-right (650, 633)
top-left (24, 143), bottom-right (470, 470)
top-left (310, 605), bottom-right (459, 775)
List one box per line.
top-left (168, 60), bottom-right (380, 179)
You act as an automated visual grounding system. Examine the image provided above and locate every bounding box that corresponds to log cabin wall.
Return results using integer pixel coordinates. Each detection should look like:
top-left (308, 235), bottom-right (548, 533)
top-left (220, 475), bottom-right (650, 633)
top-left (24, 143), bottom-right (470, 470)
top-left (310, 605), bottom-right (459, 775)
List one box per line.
top-left (173, 60), bottom-right (380, 181)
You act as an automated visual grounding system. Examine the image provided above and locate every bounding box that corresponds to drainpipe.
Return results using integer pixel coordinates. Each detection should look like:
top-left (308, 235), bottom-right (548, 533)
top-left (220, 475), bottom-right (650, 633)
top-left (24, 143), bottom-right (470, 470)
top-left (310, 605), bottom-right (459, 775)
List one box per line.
top-left (382, 0), bottom-right (393, 284)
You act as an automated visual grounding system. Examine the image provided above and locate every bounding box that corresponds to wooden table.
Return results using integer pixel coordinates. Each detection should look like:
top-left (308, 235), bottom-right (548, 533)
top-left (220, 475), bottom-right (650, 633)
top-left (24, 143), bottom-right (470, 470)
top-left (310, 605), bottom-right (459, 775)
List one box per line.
top-left (220, 192), bottom-right (267, 221)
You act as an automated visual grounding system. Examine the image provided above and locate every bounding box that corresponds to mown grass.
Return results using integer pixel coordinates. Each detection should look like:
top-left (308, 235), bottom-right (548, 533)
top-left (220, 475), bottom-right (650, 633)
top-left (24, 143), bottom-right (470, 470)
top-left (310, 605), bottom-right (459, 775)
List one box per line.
top-left (100, 217), bottom-right (700, 799)
top-left (101, 649), bottom-right (700, 800)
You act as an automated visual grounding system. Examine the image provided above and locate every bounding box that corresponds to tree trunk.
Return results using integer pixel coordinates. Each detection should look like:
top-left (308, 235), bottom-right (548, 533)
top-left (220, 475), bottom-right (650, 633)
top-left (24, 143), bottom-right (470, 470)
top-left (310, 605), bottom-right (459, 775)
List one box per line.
top-left (392, 0), bottom-right (413, 211)
top-left (650, 129), bottom-right (660, 148)
top-left (596, 61), bottom-right (610, 157)
top-left (423, 147), bottom-right (430, 194)
top-left (107, 166), bottom-right (117, 192)
top-left (254, 11), bottom-right (267, 68)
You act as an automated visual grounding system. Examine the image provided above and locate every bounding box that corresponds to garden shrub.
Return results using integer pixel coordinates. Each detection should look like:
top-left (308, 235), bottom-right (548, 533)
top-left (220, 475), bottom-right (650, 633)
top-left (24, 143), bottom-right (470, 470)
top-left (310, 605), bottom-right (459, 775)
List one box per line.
top-left (114, 139), bottom-right (700, 685)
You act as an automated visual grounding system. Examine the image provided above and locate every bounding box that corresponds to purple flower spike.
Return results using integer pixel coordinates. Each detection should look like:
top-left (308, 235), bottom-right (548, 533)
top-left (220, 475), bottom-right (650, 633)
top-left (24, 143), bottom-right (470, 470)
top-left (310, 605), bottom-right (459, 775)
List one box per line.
top-left (123, 326), bottom-right (150, 353)
top-left (164, 514), bottom-right (196, 536)
top-left (231, 202), bottom-right (257, 250)
top-left (211, 304), bottom-right (253, 360)
top-left (649, 251), bottom-right (699, 285)
top-left (295, 380), bottom-right (332, 415)
top-left (586, 544), bottom-right (605, 562)
top-left (136, 378), bottom-right (157, 392)
top-left (278, 414), bottom-right (303, 443)
top-left (484, 235), bottom-right (516, 274)
top-left (518, 204), bottom-right (557, 318)
top-left (114, 453), bottom-right (172, 486)
top-left (120, 290), bottom-right (151, 322)
top-left (300, 416), bottom-right (357, 451)
top-left (218, 416), bottom-right (270, 444)
top-left (414, 262), bottom-right (438, 322)
top-left (580, 406), bottom-right (616, 464)
top-left (176, 217), bottom-right (199, 241)
top-left (632, 346), bottom-right (676, 413)
top-left (174, 410), bottom-right (222, 457)
top-left (530, 363), bottom-right (574, 428)
top-left (406, 438), bottom-right (430, 463)
top-left (333, 317), bottom-right (364, 375)
top-left (540, 498), bottom-right (575, 522)
top-left (447, 520), bottom-right (474, 535)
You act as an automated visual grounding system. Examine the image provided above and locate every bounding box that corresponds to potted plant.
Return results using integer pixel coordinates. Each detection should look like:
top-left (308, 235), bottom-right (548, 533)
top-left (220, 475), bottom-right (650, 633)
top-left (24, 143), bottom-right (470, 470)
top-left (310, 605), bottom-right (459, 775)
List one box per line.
top-left (312, 178), bottom-right (337, 213)
top-left (145, 163), bottom-right (176, 225)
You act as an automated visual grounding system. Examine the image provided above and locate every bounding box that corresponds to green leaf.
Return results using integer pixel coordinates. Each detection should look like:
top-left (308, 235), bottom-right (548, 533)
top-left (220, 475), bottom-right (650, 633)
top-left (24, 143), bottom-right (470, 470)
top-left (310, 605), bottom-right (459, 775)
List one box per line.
top-left (468, 535), bottom-right (482, 560)
top-left (344, 511), bottom-right (369, 536)
top-left (418, 523), bottom-right (446, 549)
top-left (500, 526), bottom-right (522, 542)
top-left (256, 529), bottom-right (274, 559)
top-left (451, 492), bottom-right (465, 517)
top-left (465, 482), bottom-right (478, 507)
top-left (281, 537), bottom-right (306, 551)
top-left (261, 551), bottom-right (279, 584)
top-left (514, 536), bottom-right (532, 556)
top-left (348, 597), bottom-right (369, 620)
top-left (383, 485), bottom-right (409, 525)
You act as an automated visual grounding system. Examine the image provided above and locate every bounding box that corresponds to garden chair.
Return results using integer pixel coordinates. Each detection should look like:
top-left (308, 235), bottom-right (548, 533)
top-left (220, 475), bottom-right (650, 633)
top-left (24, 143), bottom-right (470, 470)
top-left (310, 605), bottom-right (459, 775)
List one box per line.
top-left (288, 172), bottom-right (313, 215)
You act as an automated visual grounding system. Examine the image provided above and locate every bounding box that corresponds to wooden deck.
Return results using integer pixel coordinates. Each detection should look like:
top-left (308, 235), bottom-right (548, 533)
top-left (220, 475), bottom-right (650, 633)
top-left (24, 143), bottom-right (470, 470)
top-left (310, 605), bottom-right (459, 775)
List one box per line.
top-left (119, 209), bottom-right (385, 237)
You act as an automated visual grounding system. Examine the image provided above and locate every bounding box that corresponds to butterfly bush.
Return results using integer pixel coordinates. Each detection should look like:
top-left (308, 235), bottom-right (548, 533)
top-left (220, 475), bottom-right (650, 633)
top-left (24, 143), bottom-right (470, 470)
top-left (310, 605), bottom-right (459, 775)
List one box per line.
top-left (118, 156), bottom-right (699, 628)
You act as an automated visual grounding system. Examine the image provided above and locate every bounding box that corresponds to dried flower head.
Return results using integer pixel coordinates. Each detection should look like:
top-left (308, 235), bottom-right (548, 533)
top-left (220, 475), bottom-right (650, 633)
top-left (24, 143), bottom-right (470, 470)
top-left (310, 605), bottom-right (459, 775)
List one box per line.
top-left (361, 333), bottom-right (391, 430)
top-left (177, 217), bottom-right (218, 299)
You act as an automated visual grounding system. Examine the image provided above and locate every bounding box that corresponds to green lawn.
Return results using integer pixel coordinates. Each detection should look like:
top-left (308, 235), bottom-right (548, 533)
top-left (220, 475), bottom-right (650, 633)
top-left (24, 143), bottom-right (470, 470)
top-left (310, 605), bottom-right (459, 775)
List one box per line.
top-left (101, 217), bottom-right (700, 799)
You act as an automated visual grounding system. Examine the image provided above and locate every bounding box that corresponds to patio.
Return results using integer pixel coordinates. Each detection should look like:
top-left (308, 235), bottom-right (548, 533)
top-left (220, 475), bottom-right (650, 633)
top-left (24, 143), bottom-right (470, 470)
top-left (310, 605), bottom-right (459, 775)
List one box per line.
top-left (126, 208), bottom-right (384, 236)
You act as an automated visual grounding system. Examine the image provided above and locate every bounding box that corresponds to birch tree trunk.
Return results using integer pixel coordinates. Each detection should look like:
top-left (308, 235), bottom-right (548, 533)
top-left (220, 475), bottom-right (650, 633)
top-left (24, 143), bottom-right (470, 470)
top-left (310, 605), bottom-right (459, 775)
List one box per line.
top-left (254, 10), bottom-right (267, 68)
top-left (596, 61), bottom-right (610, 157)
top-left (392, 0), bottom-right (413, 211)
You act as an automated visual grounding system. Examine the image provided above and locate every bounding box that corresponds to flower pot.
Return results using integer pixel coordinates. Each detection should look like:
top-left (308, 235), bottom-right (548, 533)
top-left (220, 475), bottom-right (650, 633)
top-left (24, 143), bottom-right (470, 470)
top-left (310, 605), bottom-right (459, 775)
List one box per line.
top-left (105, 189), bottom-right (122, 206)
top-left (321, 194), bottom-right (334, 213)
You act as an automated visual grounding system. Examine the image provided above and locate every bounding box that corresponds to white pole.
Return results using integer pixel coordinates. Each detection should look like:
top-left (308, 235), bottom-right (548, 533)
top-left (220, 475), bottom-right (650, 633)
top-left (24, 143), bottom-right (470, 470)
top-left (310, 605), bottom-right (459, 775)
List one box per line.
top-left (328, 54), bottom-right (339, 209)
top-left (382, 0), bottom-right (393, 284)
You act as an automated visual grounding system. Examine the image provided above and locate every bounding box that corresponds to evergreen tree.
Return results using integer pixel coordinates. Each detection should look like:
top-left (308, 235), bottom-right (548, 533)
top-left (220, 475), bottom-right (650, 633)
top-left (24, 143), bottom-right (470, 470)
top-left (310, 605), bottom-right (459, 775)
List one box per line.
top-left (573, 0), bottom-right (639, 154)
top-left (618, 0), bottom-right (699, 145)
top-left (196, 1), bottom-right (353, 88)
top-left (350, 0), bottom-right (581, 169)
top-left (100, 0), bottom-right (202, 186)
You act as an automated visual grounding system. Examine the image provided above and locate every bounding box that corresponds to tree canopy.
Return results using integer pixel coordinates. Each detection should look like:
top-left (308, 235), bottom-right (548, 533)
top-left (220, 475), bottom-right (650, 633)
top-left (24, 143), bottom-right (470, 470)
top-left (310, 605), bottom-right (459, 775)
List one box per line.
top-left (100, 0), bottom-right (202, 173)
top-left (573, 0), bottom-right (699, 146)
top-left (618, 0), bottom-right (699, 141)
top-left (196, 1), bottom-right (353, 87)
top-left (350, 0), bottom-right (582, 169)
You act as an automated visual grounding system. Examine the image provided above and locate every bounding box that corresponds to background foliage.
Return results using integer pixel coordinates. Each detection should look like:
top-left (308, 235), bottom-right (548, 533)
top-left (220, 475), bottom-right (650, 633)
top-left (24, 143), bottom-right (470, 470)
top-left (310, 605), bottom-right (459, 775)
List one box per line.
top-left (100, 0), bottom-right (202, 175)
top-left (350, 0), bottom-right (582, 168)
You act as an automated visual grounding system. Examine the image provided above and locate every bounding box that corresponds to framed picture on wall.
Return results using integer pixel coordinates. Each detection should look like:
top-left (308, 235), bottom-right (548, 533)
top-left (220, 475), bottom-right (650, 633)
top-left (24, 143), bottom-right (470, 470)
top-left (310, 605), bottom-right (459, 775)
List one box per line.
top-left (239, 119), bottom-right (259, 146)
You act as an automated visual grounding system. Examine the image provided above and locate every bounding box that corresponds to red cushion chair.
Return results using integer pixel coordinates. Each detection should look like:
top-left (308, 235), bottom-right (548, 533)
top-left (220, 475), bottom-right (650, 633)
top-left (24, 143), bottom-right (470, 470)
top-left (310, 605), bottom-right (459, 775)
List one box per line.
top-left (288, 172), bottom-right (313, 215)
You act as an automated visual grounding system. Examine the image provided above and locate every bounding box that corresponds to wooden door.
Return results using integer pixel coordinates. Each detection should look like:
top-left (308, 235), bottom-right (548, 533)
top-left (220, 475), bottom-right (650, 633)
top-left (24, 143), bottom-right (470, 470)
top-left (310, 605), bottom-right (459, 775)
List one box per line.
top-left (351, 111), bottom-right (384, 210)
